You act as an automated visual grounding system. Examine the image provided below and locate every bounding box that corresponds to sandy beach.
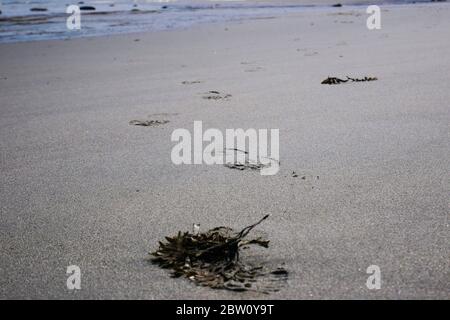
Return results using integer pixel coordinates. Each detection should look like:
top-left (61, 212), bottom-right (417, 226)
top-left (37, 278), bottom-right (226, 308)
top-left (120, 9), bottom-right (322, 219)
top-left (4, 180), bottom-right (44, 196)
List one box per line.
top-left (1, 3), bottom-right (449, 299)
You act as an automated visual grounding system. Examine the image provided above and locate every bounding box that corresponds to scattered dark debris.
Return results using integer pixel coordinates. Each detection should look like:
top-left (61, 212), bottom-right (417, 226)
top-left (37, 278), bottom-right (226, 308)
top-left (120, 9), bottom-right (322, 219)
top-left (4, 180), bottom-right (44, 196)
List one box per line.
top-left (332, 3), bottom-right (343, 7)
top-left (321, 76), bottom-right (378, 85)
top-left (293, 174), bottom-right (317, 180)
top-left (202, 91), bottom-right (232, 100)
top-left (150, 215), bottom-right (288, 293)
top-left (129, 119), bottom-right (169, 127)
top-left (134, 38), bottom-right (140, 42)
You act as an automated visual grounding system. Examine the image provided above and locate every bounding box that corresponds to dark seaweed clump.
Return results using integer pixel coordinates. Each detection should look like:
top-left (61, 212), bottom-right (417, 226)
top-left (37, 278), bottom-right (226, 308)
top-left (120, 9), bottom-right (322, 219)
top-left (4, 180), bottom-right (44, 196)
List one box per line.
top-left (150, 215), bottom-right (287, 293)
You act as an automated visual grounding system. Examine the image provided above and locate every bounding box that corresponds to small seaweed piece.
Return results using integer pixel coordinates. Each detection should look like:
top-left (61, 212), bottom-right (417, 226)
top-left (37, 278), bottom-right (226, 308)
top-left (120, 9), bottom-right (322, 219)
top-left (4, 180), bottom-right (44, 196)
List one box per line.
top-left (224, 162), bottom-right (265, 171)
top-left (346, 76), bottom-right (378, 82)
top-left (321, 76), bottom-right (349, 85)
top-left (321, 76), bottom-right (378, 85)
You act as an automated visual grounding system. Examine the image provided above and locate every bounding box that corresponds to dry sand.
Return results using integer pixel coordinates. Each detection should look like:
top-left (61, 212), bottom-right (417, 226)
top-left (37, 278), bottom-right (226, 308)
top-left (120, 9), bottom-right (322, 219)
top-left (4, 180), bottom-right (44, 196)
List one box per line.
top-left (1, 3), bottom-right (449, 299)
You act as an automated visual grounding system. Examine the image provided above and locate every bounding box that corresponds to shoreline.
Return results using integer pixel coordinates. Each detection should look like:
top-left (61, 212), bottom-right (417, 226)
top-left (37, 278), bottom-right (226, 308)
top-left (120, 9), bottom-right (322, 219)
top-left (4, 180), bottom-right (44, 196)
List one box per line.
top-left (1, 3), bottom-right (449, 299)
top-left (1, 1), bottom-right (447, 43)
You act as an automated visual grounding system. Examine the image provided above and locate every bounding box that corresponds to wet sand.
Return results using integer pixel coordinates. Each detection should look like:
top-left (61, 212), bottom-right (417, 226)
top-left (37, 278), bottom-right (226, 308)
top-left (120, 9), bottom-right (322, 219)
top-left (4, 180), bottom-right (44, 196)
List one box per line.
top-left (1, 3), bottom-right (449, 299)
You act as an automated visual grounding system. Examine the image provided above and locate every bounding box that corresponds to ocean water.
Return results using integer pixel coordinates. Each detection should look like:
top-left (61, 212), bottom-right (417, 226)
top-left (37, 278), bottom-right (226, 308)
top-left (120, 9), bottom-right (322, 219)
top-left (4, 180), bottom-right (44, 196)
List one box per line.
top-left (0, 0), bottom-right (419, 42)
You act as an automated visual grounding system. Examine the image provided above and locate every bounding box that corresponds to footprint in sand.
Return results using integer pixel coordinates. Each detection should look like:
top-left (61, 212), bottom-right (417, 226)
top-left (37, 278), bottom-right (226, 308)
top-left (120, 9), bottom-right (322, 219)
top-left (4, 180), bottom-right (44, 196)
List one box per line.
top-left (244, 66), bottom-right (264, 73)
top-left (202, 91), bottom-right (232, 100)
top-left (181, 80), bottom-right (202, 85)
top-left (240, 61), bottom-right (264, 73)
top-left (129, 119), bottom-right (169, 127)
top-left (224, 162), bottom-right (264, 171)
top-left (304, 51), bottom-right (319, 57)
top-left (129, 112), bottom-right (179, 127)
top-left (222, 148), bottom-right (279, 173)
